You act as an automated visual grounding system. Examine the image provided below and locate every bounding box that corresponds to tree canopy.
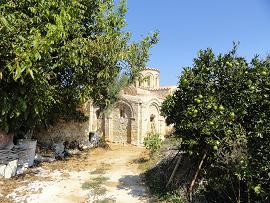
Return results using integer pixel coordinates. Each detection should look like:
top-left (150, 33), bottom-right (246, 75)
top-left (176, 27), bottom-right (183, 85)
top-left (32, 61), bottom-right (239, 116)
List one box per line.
top-left (161, 45), bottom-right (270, 202)
top-left (0, 0), bottom-right (158, 133)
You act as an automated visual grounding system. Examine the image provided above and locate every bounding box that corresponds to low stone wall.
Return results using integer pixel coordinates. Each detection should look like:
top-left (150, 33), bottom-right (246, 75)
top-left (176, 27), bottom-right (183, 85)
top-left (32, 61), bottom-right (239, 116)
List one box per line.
top-left (33, 120), bottom-right (90, 146)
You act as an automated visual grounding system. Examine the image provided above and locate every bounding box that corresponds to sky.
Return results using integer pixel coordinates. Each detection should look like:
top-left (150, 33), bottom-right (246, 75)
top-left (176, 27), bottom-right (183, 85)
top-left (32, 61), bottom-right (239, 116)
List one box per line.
top-left (124, 0), bottom-right (270, 86)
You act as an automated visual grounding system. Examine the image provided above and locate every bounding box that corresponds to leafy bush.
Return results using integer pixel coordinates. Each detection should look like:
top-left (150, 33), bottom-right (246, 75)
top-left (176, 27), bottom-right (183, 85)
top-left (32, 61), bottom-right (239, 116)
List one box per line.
top-left (162, 191), bottom-right (187, 203)
top-left (161, 44), bottom-right (270, 202)
top-left (144, 132), bottom-right (162, 154)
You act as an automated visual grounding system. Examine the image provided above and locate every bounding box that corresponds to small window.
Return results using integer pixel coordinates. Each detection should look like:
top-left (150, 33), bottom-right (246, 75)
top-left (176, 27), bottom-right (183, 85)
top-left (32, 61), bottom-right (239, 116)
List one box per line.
top-left (150, 114), bottom-right (155, 122)
top-left (150, 114), bottom-right (156, 132)
top-left (147, 78), bottom-right (151, 87)
top-left (95, 110), bottom-right (100, 119)
top-left (120, 107), bottom-right (126, 118)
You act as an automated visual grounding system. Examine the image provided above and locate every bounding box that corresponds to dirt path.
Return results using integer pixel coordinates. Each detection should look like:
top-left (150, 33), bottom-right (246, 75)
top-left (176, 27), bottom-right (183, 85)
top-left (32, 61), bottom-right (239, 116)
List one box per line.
top-left (0, 143), bottom-right (153, 203)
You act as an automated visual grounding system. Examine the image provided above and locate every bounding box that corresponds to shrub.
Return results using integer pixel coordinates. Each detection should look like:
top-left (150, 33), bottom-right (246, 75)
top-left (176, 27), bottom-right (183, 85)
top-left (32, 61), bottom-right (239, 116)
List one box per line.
top-left (144, 132), bottom-right (162, 155)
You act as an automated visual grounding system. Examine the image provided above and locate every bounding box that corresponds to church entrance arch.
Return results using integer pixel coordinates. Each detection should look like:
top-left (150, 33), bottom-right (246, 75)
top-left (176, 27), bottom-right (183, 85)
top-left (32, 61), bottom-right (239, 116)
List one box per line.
top-left (112, 102), bottom-right (133, 144)
top-left (148, 102), bottom-right (160, 134)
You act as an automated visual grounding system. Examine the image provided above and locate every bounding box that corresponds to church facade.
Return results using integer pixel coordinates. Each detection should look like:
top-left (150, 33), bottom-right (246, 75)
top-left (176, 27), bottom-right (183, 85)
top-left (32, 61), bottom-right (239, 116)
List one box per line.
top-left (34, 68), bottom-right (176, 146)
top-left (88, 68), bottom-right (176, 145)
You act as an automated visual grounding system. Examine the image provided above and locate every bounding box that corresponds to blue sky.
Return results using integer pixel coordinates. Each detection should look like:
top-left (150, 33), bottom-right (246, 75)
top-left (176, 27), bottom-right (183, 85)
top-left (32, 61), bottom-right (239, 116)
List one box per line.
top-left (124, 0), bottom-right (270, 86)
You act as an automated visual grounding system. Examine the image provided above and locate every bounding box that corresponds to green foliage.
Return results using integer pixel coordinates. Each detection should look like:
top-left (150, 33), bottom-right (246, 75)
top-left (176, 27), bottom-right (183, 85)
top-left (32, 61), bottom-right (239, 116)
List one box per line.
top-left (0, 0), bottom-right (158, 133)
top-left (161, 44), bottom-right (270, 202)
top-left (143, 137), bottom-right (186, 202)
top-left (162, 191), bottom-right (187, 203)
top-left (81, 176), bottom-right (108, 196)
top-left (144, 132), bottom-right (162, 155)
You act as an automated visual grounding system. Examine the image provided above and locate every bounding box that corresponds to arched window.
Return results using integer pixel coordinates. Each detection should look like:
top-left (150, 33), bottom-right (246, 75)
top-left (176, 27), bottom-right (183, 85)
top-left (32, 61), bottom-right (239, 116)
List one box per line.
top-left (120, 106), bottom-right (126, 118)
top-left (150, 114), bottom-right (156, 132)
top-left (147, 77), bottom-right (151, 87)
top-left (150, 114), bottom-right (155, 122)
top-left (95, 109), bottom-right (100, 119)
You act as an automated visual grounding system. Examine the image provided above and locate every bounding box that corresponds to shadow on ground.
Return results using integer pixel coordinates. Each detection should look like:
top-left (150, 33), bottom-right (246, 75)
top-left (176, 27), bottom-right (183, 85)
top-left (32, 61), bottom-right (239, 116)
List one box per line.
top-left (117, 174), bottom-right (149, 200)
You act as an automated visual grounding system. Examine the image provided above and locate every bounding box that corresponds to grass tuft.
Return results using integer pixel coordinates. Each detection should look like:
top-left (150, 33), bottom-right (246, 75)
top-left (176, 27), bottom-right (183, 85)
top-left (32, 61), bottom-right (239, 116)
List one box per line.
top-left (91, 163), bottom-right (111, 174)
top-left (81, 175), bottom-right (109, 196)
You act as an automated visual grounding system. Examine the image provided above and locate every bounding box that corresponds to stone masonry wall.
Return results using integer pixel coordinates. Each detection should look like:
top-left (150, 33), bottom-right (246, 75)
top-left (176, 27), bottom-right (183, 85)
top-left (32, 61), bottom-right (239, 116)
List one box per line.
top-left (32, 68), bottom-right (176, 147)
top-left (33, 120), bottom-right (89, 145)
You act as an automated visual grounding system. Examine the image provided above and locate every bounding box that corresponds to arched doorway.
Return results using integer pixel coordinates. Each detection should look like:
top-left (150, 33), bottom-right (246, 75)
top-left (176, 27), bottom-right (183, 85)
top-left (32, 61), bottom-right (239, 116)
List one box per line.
top-left (149, 114), bottom-right (156, 133)
top-left (148, 102), bottom-right (160, 134)
top-left (112, 102), bottom-right (133, 144)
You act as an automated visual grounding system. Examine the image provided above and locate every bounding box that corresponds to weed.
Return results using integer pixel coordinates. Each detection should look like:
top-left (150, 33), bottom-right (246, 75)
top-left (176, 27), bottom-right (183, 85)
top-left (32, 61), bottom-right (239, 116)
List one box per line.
top-left (93, 186), bottom-right (107, 196)
top-left (82, 181), bottom-right (97, 190)
top-left (136, 151), bottom-right (161, 172)
top-left (91, 163), bottom-right (111, 174)
top-left (142, 137), bottom-right (187, 202)
top-left (82, 175), bottom-right (109, 196)
top-left (91, 168), bottom-right (106, 175)
top-left (93, 176), bottom-right (109, 183)
top-left (162, 191), bottom-right (187, 203)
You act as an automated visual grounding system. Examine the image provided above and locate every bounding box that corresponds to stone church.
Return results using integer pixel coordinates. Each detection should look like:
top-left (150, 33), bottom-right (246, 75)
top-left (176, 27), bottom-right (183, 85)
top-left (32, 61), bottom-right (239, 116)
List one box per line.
top-left (34, 68), bottom-right (176, 146)
top-left (88, 68), bottom-right (176, 145)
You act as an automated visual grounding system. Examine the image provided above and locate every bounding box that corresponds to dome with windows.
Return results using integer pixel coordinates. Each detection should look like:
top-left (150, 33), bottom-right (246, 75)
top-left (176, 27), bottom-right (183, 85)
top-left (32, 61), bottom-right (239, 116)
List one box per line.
top-left (135, 67), bottom-right (160, 89)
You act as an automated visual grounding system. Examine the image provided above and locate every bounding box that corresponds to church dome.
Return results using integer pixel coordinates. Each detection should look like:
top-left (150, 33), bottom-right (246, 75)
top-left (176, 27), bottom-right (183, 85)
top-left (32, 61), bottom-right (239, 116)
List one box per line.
top-left (135, 67), bottom-right (160, 89)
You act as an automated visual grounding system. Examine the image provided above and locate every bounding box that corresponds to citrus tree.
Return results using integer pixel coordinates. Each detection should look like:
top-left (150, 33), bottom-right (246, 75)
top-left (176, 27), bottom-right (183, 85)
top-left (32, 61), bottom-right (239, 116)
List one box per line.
top-left (161, 45), bottom-right (270, 202)
top-left (244, 57), bottom-right (270, 201)
top-left (0, 0), bottom-right (158, 133)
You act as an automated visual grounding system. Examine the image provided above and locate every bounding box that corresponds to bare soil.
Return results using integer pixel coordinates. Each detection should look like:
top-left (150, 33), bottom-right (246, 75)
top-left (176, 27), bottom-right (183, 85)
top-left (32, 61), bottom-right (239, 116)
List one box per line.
top-left (0, 143), bottom-right (154, 203)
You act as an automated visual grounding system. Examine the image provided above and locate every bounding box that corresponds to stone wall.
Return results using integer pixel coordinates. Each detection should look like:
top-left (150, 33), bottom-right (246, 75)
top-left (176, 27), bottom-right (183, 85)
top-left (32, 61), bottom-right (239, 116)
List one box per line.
top-left (111, 104), bottom-right (132, 143)
top-left (150, 86), bottom-right (177, 97)
top-left (137, 100), bottom-right (164, 144)
top-left (109, 101), bottom-right (138, 145)
top-left (33, 119), bottom-right (90, 145)
top-left (32, 93), bottom-right (174, 147)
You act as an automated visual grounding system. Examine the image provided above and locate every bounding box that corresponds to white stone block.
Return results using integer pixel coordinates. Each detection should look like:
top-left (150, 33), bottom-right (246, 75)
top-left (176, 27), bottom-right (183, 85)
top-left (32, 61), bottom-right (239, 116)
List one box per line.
top-left (0, 164), bottom-right (6, 177)
top-left (4, 160), bottom-right (18, 179)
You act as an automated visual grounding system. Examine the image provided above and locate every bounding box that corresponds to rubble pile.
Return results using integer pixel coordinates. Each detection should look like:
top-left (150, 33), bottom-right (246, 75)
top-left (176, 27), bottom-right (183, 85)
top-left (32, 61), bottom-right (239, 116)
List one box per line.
top-left (0, 132), bottom-right (102, 178)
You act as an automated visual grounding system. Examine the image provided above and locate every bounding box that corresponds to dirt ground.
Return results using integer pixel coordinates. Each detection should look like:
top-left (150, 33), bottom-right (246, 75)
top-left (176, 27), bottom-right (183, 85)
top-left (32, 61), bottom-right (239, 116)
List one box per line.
top-left (0, 143), bottom-right (155, 203)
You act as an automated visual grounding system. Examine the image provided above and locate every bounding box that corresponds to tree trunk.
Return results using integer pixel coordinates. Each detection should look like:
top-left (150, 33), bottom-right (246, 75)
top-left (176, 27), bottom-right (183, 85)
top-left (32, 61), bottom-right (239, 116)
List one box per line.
top-left (166, 155), bottom-right (182, 188)
top-left (187, 152), bottom-right (207, 202)
top-left (237, 179), bottom-right (241, 203)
